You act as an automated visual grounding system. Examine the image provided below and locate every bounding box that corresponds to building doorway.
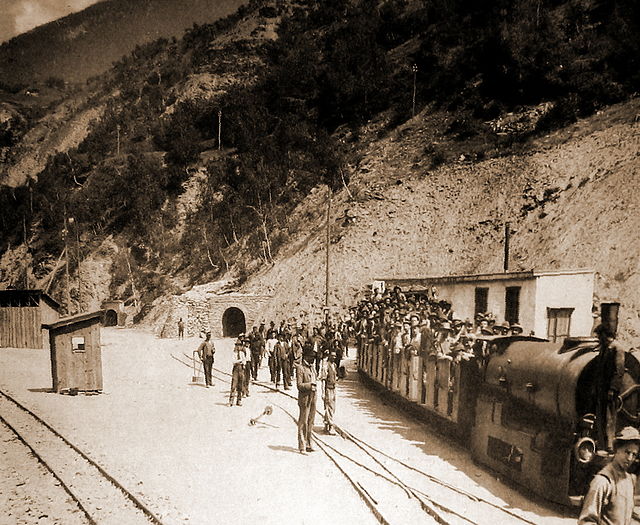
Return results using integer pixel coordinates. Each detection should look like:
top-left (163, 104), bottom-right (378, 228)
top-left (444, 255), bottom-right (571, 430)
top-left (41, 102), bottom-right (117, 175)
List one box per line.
top-left (222, 307), bottom-right (246, 337)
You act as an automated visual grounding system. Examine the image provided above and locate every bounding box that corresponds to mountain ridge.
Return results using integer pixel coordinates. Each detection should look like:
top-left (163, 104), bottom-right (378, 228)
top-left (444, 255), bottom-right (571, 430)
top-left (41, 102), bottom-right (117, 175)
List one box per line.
top-left (1, 0), bottom-right (639, 343)
top-left (0, 0), bottom-right (246, 85)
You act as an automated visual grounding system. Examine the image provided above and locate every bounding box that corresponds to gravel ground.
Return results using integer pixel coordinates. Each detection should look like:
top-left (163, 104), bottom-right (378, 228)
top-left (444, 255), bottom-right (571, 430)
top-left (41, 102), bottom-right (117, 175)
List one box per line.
top-left (0, 327), bottom-right (581, 524)
top-left (0, 421), bottom-right (88, 525)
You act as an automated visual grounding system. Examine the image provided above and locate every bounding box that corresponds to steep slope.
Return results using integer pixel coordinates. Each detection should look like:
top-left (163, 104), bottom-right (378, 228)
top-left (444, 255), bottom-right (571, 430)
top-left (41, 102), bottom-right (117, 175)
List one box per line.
top-left (2, 0), bottom-right (639, 348)
top-left (2, 94), bottom-right (105, 187)
top-left (235, 99), bottom-right (640, 343)
top-left (0, 0), bottom-right (246, 85)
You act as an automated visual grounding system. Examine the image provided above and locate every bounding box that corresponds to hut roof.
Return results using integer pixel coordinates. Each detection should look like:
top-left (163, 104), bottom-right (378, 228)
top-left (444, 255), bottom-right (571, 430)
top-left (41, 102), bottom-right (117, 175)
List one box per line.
top-left (43, 311), bottom-right (103, 330)
top-left (0, 289), bottom-right (61, 310)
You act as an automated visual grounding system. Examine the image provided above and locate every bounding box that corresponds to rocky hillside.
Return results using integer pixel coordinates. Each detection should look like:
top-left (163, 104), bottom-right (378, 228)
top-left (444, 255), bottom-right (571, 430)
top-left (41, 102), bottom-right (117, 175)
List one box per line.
top-left (1, 0), bottom-right (639, 344)
top-left (219, 98), bottom-right (640, 344)
top-left (144, 97), bottom-right (640, 344)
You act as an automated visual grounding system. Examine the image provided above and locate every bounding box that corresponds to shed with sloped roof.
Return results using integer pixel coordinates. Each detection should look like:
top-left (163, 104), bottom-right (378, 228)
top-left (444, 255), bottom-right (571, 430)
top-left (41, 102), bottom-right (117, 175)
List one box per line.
top-left (44, 311), bottom-right (103, 394)
top-left (0, 289), bottom-right (61, 349)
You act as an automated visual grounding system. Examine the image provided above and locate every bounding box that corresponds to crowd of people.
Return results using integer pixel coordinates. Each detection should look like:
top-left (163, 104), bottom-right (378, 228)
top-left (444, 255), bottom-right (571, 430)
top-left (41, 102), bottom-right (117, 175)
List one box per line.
top-left (195, 317), bottom-right (350, 454)
top-left (189, 284), bottom-right (640, 524)
top-left (350, 285), bottom-right (524, 376)
top-left (193, 284), bottom-right (527, 454)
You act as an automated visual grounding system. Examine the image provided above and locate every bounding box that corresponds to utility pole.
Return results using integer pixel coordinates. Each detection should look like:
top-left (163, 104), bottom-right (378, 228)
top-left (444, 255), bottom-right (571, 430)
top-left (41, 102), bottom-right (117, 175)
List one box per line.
top-left (218, 110), bottom-right (222, 150)
top-left (62, 210), bottom-right (71, 314)
top-left (23, 214), bottom-right (29, 289)
top-left (412, 64), bottom-right (418, 117)
top-left (124, 249), bottom-right (139, 310)
top-left (325, 184), bottom-right (332, 325)
top-left (503, 222), bottom-right (510, 272)
top-left (116, 124), bottom-right (121, 157)
top-left (70, 217), bottom-right (82, 312)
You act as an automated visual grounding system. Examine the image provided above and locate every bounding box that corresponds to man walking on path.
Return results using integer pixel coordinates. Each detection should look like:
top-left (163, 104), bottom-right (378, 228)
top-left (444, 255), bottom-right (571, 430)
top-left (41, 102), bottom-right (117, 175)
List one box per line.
top-left (230, 335), bottom-right (247, 406)
top-left (275, 334), bottom-right (291, 390)
top-left (178, 318), bottom-right (185, 339)
top-left (196, 333), bottom-right (215, 387)
top-left (320, 351), bottom-right (338, 434)
top-left (296, 346), bottom-right (318, 454)
top-left (242, 335), bottom-right (252, 398)
top-left (249, 326), bottom-right (264, 380)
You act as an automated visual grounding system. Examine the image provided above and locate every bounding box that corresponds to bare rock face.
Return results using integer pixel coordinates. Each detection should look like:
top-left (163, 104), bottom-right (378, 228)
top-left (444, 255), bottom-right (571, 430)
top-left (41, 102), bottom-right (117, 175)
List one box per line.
top-left (233, 100), bottom-right (640, 343)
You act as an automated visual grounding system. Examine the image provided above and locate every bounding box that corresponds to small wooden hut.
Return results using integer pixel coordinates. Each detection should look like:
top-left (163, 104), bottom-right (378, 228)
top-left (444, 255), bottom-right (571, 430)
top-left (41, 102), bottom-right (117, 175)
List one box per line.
top-left (44, 311), bottom-right (103, 394)
top-left (0, 289), bottom-right (60, 349)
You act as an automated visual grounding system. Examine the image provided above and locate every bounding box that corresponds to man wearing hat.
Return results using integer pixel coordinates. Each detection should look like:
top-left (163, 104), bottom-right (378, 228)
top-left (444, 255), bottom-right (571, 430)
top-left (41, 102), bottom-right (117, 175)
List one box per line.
top-left (196, 332), bottom-right (215, 388)
top-left (229, 335), bottom-right (247, 406)
top-left (274, 333), bottom-right (292, 390)
top-left (475, 317), bottom-right (490, 335)
top-left (296, 344), bottom-right (318, 454)
top-left (320, 351), bottom-right (339, 435)
top-left (242, 335), bottom-right (252, 398)
top-left (248, 326), bottom-right (264, 380)
top-left (579, 426), bottom-right (640, 524)
top-left (510, 323), bottom-right (523, 335)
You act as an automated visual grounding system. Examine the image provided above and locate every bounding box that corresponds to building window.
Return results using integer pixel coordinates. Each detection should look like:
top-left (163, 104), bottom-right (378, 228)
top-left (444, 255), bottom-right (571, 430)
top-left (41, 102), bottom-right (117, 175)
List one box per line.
top-left (547, 308), bottom-right (574, 342)
top-left (475, 287), bottom-right (489, 316)
top-left (505, 287), bottom-right (521, 325)
top-left (72, 336), bottom-right (86, 352)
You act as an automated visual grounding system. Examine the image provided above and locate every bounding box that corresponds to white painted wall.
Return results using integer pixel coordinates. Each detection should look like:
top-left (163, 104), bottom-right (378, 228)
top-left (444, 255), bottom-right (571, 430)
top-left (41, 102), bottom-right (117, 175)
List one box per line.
top-left (533, 272), bottom-right (595, 338)
top-left (435, 278), bottom-right (537, 333)
top-left (382, 270), bottom-right (595, 341)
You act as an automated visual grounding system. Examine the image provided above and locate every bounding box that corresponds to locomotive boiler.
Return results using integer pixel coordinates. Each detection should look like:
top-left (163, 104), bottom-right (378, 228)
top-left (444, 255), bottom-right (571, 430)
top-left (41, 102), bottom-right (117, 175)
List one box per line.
top-left (357, 304), bottom-right (640, 506)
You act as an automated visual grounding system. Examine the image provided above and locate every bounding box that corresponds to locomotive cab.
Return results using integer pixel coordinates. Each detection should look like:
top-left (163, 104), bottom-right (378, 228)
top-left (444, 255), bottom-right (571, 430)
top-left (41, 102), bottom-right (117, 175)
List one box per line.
top-left (470, 334), bottom-right (640, 506)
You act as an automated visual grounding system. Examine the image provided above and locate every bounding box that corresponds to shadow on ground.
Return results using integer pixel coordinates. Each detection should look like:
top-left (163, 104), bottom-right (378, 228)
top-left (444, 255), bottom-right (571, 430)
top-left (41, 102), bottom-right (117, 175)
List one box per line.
top-left (336, 356), bottom-right (575, 521)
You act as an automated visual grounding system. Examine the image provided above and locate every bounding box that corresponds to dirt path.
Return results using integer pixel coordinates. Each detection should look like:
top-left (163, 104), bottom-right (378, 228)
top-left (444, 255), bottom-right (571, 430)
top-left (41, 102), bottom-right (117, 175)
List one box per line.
top-left (0, 327), bottom-right (579, 524)
top-left (0, 420), bottom-right (89, 525)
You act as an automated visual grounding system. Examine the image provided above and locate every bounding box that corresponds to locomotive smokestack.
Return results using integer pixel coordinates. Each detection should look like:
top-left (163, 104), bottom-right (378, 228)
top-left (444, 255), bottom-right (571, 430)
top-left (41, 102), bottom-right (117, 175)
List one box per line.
top-left (503, 222), bottom-right (510, 272)
top-left (600, 302), bottom-right (620, 338)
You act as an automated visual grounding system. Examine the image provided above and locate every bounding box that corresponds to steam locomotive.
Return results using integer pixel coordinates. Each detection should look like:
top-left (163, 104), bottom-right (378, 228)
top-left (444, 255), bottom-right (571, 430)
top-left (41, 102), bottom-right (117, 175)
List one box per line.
top-left (356, 304), bottom-right (640, 506)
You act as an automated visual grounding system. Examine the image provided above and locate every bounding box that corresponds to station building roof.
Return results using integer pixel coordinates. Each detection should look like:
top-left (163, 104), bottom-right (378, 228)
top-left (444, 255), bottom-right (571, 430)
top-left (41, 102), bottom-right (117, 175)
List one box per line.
top-left (0, 289), bottom-right (61, 310)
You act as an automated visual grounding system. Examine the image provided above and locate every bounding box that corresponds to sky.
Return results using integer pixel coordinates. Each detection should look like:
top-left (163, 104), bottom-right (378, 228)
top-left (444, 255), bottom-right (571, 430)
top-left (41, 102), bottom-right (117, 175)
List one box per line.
top-left (0, 0), bottom-right (101, 43)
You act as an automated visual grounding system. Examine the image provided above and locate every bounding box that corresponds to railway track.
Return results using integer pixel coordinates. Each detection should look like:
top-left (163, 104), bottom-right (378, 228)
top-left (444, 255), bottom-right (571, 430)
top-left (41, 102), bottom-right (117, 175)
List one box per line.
top-left (175, 351), bottom-right (538, 525)
top-left (0, 390), bottom-right (166, 525)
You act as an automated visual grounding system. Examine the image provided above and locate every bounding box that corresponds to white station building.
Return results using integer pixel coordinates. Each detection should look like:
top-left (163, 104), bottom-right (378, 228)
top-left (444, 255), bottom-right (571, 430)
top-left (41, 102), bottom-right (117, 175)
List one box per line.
top-left (376, 269), bottom-right (595, 342)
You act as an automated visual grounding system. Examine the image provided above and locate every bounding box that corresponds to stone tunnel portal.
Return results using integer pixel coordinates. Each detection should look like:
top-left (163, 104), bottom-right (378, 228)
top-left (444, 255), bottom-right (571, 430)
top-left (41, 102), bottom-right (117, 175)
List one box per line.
top-left (222, 307), bottom-right (246, 337)
top-left (104, 309), bottom-right (118, 327)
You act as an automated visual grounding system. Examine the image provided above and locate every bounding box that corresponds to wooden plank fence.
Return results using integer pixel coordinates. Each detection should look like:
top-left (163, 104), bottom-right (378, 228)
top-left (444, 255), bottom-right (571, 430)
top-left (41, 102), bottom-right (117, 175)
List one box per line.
top-left (0, 307), bottom-right (42, 348)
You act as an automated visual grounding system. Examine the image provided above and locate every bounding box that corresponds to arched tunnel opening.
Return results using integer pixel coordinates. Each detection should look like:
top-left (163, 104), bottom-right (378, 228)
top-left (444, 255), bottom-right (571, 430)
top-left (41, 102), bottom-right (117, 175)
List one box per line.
top-left (222, 307), bottom-right (246, 337)
top-left (104, 309), bottom-right (118, 327)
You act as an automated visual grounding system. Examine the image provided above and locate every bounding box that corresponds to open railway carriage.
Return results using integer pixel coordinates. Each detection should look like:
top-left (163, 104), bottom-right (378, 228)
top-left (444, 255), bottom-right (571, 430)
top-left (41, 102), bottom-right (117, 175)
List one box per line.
top-left (357, 304), bottom-right (640, 506)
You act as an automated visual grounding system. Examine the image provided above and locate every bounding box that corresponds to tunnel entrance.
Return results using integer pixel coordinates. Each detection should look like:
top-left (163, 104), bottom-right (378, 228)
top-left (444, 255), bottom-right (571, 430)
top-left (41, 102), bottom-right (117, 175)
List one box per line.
top-left (222, 307), bottom-right (246, 337)
top-left (104, 309), bottom-right (118, 327)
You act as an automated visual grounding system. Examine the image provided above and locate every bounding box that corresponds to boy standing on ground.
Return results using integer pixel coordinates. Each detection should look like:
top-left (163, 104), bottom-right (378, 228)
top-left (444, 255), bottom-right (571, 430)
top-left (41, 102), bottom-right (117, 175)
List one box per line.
top-left (579, 426), bottom-right (640, 524)
top-left (321, 351), bottom-right (338, 435)
top-left (275, 334), bottom-right (291, 390)
top-left (296, 346), bottom-right (317, 454)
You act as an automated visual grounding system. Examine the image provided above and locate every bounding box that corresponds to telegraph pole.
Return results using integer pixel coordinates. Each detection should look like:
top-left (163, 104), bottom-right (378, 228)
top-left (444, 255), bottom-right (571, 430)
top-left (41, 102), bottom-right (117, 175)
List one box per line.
top-left (412, 64), bottom-right (418, 117)
top-left (62, 210), bottom-right (71, 314)
top-left (70, 217), bottom-right (82, 313)
top-left (23, 214), bottom-right (29, 289)
top-left (503, 222), bottom-right (510, 272)
top-left (218, 110), bottom-right (222, 150)
top-left (325, 184), bottom-right (332, 326)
